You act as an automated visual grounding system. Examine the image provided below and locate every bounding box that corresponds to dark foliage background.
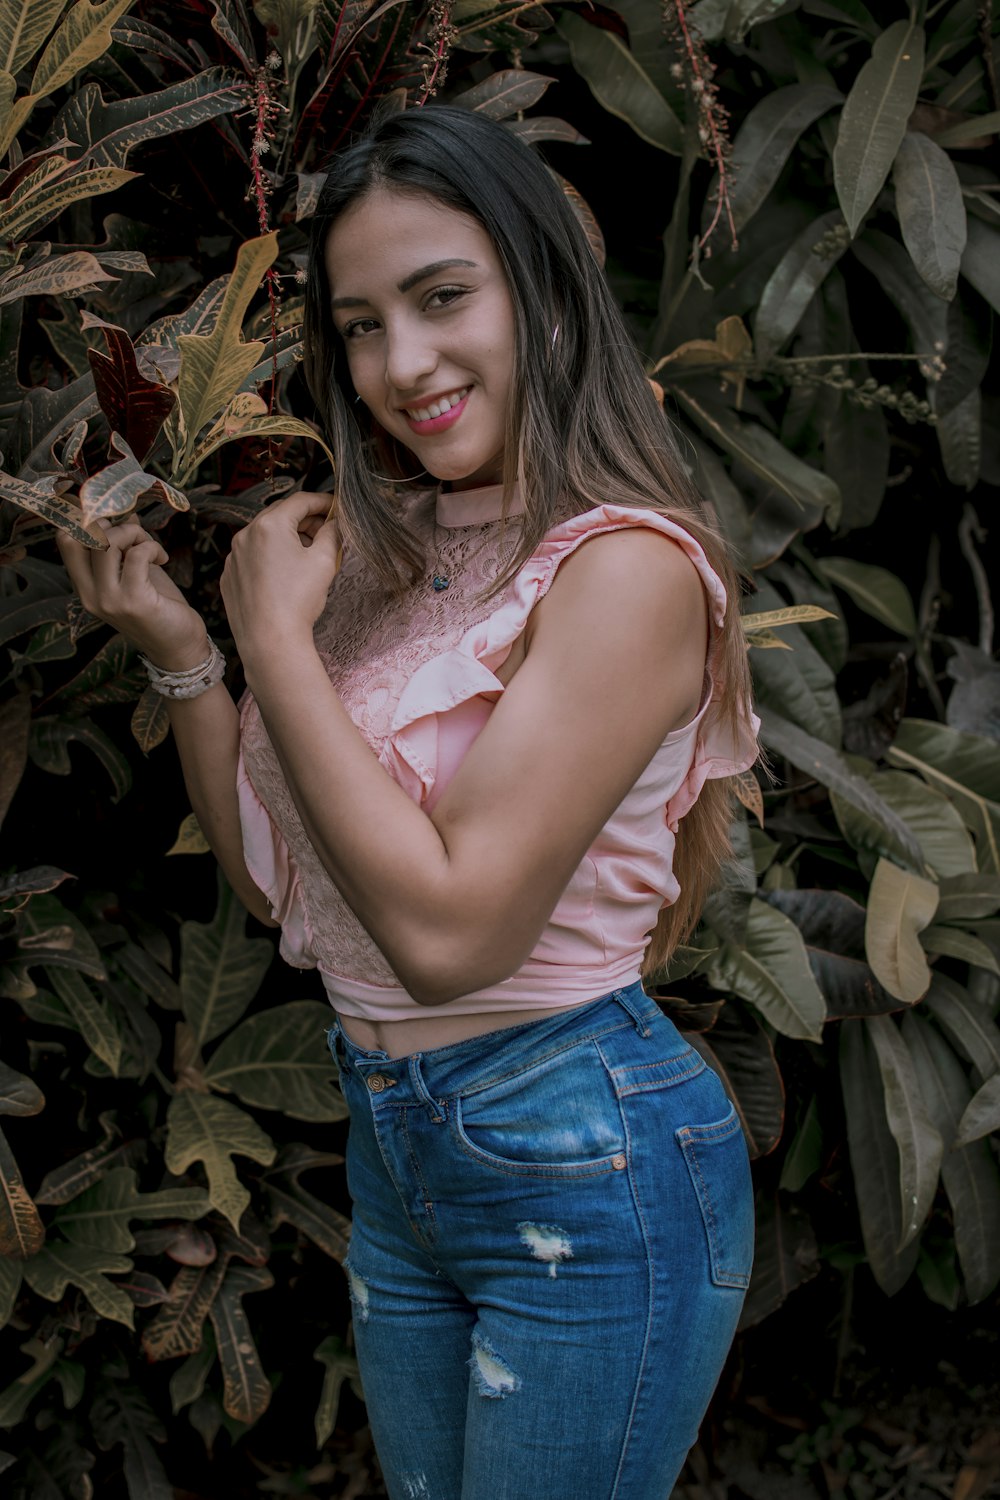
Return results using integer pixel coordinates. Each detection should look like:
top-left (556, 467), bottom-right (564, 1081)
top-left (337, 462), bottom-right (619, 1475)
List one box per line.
top-left (1, 2), bottom-right (999, 1495)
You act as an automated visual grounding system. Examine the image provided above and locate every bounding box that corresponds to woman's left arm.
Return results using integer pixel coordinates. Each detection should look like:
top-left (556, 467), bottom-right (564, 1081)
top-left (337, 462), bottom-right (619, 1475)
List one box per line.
top-left (228, 492), bottom-right (708, 1006)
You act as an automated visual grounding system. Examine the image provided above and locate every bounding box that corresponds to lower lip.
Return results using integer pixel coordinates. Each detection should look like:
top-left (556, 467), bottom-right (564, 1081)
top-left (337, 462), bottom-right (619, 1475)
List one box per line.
top-left (403, 390), bottom-right (470, 435)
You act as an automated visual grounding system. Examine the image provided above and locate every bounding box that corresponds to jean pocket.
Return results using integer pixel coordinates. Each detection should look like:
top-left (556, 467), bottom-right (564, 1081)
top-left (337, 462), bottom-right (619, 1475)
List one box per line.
top-left (454, 1039), bottom-right (627, 1176)
top-left (675, 1106), bottom-right (754, 1290)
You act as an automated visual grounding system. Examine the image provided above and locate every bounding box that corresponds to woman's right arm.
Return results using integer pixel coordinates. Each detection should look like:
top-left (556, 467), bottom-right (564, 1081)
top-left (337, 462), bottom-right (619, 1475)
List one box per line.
top-left (56, 518), bottom-right (277, 927)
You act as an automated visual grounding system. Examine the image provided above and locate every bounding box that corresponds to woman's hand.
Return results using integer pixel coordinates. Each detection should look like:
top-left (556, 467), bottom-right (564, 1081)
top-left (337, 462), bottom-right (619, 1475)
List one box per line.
top-left (56, 517), bottom-right (210, 669)
top-left (220, 490), bottom-right (343, 663)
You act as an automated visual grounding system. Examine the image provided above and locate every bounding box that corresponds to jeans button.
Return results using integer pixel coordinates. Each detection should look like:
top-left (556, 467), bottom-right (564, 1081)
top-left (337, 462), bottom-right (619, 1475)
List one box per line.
top-left (368, 1074), bottom-right (387, 1093)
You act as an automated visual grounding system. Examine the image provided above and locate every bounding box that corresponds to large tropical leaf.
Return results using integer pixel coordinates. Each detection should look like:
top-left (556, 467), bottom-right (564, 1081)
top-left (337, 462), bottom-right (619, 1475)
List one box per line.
top-left (449, 66), bottom-right (554, 119)
top-left (261, 1144), bottom-right (351, 1261)
top-left (43, 967), bottom-right (123, 1074)
top-left (903, 1013), bottom-right (1000, 1303)
top-left (955, 1074), bottom-right (1000, 1148)
top-left (173, 233), bottom-right (278, 473)
top-left (86, 321), bottom-right (175, 463)
top-left (893, 130), bottom-right (967, 300)
top-left (832, 766), bottom-right (976, 880)
top-left (142, 1257), bottom-right (229, 1362)
top-left (0, 0), bottom-right (66, 76)
top-left (816, 556), bottom-right (917, 637)
top-left (840, 1020), bottom-right (920, 1294)
top-left (764, 888), bottom-right (896, 1018)
top-left (866, 1014), bottom-right (943, 1250)
top-left (53, 1167), bottom-right (210, 1252)
top-left (21, 1241), bottom-right (134, 1326)
top-left (165, 1091), bottom-right (276, 1232)
top-left (833, 19), bottom-right (926, 237)
top-left (722, 82), bottom-right (843, 235)
top-left (887, 719), bottom-right (1000, 872)
top-left (0, 251), bottom-right (117, 308)
top-left (754, 210), bottom-right (850, 359)
top-left (557, 12), bottom-right (682, 155)
top-left (204, 1001), bottom-right (347, 1122)
top-left (50, 70), bottom-right (246, 169)
top-left (0, 1123), bottom-right (45, 1257)
top-left (737, 1189), bottom-right (820, 1329)
top-left (0, 0), bottom-right (135, 153)
top-left (864, 857), bottom-right (938, 1003)
top-left (923, 974), bottom-right (1000, 1081)
top-left (179, 871), bottom-right (273, 1053)
top-left (707, 897), bottom-right (826, 1042)
top-left (688, 1002), bottom-right (785, 1158)
top-left (208, 1261), bottom-right (274, 1424)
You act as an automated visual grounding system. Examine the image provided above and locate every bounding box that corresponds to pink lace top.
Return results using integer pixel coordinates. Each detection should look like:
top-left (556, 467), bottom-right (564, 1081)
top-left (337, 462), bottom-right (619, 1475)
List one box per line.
top-left (237, 482), bottom-right (759, 1021)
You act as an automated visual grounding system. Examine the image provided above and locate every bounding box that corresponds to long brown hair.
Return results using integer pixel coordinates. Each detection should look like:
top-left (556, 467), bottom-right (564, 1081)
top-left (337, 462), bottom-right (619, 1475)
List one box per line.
top-left (302, 106), bottom-right (757, 970)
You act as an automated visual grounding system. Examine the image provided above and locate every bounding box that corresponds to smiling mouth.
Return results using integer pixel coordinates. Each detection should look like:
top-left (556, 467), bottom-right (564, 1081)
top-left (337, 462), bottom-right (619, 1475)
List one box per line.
top-left (402, 386), bottom-right (471, 424)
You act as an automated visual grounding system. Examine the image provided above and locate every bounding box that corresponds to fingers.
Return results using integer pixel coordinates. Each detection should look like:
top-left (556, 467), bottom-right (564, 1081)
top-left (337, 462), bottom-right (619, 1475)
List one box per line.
top-left (270, 489), bottom-right (336, 525)
top-left (57, 515), bottom-right (168, 617)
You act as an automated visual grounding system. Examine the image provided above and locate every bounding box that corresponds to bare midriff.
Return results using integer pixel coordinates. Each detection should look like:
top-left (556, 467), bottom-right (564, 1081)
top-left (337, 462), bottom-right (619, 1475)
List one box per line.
top-left (336, 1003), bottom-right (587, 1060)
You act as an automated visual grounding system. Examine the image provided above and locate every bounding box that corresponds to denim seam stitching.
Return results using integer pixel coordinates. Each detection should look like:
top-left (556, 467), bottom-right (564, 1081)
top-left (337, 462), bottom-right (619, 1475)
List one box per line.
top-left (597, 1037), bottom-right (654, 1499)
top-left (676, 1125), bottom-right (749, 1288)
top-left (451, 1109), bottom-right (624, 1178)
top-left (449, 1018), bottom-right (635, 1100)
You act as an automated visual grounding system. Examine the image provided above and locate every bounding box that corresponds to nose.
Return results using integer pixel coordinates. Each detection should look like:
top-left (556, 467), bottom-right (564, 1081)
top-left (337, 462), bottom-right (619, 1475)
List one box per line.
top-left (383, 313), bottom-right (438, 394)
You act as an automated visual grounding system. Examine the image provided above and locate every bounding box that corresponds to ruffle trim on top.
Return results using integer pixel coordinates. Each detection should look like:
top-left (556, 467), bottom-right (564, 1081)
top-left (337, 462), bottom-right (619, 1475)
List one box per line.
top-left (237, 741), bottom-right (318, 970)
top-left (379, 504), bottom-right (760, 822)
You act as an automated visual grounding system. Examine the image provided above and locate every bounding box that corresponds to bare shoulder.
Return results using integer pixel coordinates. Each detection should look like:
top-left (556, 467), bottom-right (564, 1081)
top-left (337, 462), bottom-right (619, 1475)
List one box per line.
top-left (533, 523), bottom-right (708, 641)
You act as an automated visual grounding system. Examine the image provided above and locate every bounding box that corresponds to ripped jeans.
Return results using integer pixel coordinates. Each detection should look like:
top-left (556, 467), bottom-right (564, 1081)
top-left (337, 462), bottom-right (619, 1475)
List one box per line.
top-left (326, 982), bottom-right (754, 1500)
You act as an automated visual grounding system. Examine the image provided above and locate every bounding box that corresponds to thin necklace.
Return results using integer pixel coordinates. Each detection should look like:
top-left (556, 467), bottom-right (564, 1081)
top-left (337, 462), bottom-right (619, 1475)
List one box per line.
top-left (428, 515), bottom-right (520, 592)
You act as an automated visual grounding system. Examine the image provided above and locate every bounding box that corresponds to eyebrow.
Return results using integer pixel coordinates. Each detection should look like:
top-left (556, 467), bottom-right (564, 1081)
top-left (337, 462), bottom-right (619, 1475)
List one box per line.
top-left (331, 259), bottom-right (478, 310)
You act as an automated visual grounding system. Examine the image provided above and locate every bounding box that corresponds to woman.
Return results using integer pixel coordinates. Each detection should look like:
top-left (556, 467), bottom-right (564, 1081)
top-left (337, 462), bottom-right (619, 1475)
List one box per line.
top-left (59, 106), bottom-right (759, 1500)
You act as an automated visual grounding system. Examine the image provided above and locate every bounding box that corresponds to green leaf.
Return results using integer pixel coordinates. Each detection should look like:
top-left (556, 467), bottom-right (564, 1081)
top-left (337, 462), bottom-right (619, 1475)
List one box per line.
top-left (736, 1188), bottom-right (820, 1329)
top-left (779, 1096), bottom-right (823, 1192)
top-left (839, 1019), bottom-right (920, 1294)
top-left (44, 967), bottom-right (123, 1074)
top-left (90, 1379), bottom-right (171, 1500)
top-left (893, 131), bottom-right (967, 300)
top-left (724, 83), bottom-right (843, 235)
top-left (165, 1092), bottom-right (276, 1232)
top-left (833, 19), bottom-right (926, 238)
top-left (755, 210), bottom-right (850, 359)
top-left (960, 215), bottom-right (1000, 314)
top-left (0, 1254), bottom-right (21, 1327)
top-left (204, 1001), bottom-right (347, 1122)
top-left (179, 870), bottom-right (273, 1050)
top-left (0, 0), bottom-right (65, 74)
top-left (921, 925), bottom-right (1000, 978)
top-left (677, 391), bottom-right (842, 521)
top-left (887, 719), bottom-right (1000, 873)
top-left (314, 1335), bottom-right (361, 1449)
top-left (866, 1014), bottom-right (943, 1249)
top-left (815, 556), bottom-right (917, 637)
top-left (29, 715), bottom-right (132, 801)
top-left (174, 232), bottom-right (277, 470)
top-left (21, 1241), bottom-right (134, 1326)
top-left (169, 1329), bottom-right (217, 1415)
top-left (52, 69), bottom-right (245, 170)
top-left (707, 897), bottom-right (826, 1042)
top-left (0, 250), bottom-right (117, 307)
top-left (449, 66), bottom-right (554, 120)
top-left (0, 1058), bottom-right (44, 1117)
top-left (923, 974), bottom-right (1000, 1080)
top-left (142, 1259), bottom-right (228, 1362)
top-left (186, 412), bottom-right (335, 476)
top-left (934, 873), bottom-right (1000, 922)
top-left (955, 1074), bottom-right (1000, 1148)
top-left (935, 385), bottom-right (980, 490)
top-left (832, 766), bottom-right (976, 879)
top-left (903, 1013), bottom-right (1000, 1302)
top-left (261, 1144), bottom-right (351, 1262)
top-left (760, 709), bottom-right (925, 870)
top-left (557, 12), bottom-right (683, 156)
top-left (0, 1124), bottom-right (45, 1257)
top-left (54, 1167), bottom-right (210, 1252)
top-left (30, 0), bottom-right (134, 98)
top-left (0, 157), bottom-right (137, 241)
top-left (865, 857), bottom-right (938, 1003)
top-left (208, 1261), bottom-right (273, 1424)
top-left (687, 1002), bottom-right (785, 1158)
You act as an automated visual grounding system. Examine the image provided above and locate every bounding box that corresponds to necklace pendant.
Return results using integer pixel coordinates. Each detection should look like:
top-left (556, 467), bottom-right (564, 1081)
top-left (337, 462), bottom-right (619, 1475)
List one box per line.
top-left (432, 574), bottom-right (450, 592)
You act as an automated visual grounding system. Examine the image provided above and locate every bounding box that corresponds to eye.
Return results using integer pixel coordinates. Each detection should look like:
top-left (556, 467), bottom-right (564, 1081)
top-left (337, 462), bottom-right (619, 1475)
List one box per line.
top-left (425, 285), bottom-right (469, 310)
top-left (342, 316), bottom-right (380, 339)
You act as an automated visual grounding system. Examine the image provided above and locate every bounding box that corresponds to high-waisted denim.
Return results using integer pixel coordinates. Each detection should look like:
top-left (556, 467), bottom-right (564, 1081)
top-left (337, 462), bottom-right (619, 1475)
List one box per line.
top-left (326, 981), bottom-right (754, 1500)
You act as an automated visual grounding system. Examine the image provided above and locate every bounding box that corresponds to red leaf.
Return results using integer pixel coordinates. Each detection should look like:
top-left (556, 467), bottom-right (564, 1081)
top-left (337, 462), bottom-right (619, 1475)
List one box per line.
top-left (86, 320), bottom-right (175, 463)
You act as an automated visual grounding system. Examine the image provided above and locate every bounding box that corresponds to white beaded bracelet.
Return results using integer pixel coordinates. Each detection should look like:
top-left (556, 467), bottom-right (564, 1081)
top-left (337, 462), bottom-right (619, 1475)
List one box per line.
top-left (139, 638), bottom-right (226, 700)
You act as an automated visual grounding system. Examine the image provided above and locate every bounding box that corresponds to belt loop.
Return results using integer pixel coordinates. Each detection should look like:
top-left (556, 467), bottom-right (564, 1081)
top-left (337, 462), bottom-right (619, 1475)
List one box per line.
top-left (613, 985), bottom-right (652, 1037)
top-left (325, 1020), bottom-right (341, 1058)
top-left (409, 1054), bottom-right (445, 1123)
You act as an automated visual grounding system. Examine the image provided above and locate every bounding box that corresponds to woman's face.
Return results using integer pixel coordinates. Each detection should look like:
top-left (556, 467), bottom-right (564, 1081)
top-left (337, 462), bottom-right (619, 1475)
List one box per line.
top-left (324, 187), bottom-right (517, 491)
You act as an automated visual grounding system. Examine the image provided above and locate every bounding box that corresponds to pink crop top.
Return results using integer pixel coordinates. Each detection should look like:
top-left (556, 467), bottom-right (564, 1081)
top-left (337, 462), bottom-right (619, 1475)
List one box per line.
top-left (237, 482), bottom-right (759, 1021)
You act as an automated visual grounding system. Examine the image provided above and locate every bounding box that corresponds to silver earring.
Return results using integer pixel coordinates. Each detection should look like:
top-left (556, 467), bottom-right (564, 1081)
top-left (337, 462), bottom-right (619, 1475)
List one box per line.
top-left (354, 394), bottom-right (362, 404)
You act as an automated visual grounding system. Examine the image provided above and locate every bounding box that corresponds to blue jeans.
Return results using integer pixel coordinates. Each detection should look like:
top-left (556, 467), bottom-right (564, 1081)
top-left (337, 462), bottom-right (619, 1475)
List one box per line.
top-left (326, 982), bottom-right (754, 1500)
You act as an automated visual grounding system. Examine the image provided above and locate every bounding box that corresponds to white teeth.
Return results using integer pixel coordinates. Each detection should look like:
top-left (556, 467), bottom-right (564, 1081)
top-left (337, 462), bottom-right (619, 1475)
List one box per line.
top-left (406, 387), bottom-right (468, 422)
